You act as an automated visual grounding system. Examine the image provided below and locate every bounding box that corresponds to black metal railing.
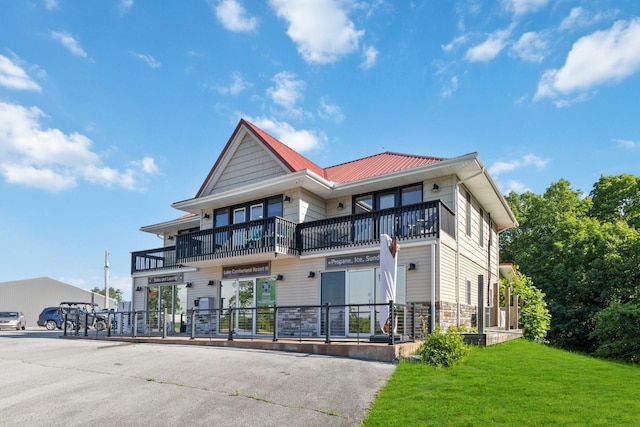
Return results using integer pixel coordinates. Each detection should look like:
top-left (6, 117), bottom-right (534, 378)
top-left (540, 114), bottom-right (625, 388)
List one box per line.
top-left (79, 302), bottom-right (432, 345)
top-left (131, 201), bottom-right (455, 273)
top-left (299, 201), bottom-right (454, 252)
top-left (131, 246), bottom-right (177, 274)
top-left (175, 217), bottom-right (298, 263)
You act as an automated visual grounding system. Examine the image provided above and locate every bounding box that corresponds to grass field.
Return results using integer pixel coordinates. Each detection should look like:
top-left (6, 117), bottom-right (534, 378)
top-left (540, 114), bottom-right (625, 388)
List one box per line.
top-left (362, 339), bottom-right (640, 426)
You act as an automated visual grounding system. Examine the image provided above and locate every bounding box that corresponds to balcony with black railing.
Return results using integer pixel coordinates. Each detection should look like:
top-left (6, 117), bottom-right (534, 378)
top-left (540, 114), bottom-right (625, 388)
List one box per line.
top-left (131, 201), bottom-right (454, 273)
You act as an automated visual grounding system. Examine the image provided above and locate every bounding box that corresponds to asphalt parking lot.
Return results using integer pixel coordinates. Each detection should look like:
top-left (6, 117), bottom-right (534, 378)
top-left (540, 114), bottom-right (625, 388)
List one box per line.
top-left (0, 329), bottom-right (396, 426)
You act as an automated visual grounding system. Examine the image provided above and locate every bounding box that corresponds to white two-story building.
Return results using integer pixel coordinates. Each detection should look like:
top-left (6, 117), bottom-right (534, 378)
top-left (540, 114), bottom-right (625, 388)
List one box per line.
top-left (131, 119), bottom-right (517, 340)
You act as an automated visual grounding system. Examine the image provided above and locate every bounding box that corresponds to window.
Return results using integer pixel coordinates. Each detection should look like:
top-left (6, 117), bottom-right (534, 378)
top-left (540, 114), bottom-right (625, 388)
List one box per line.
top-left (250, 204), bottom-right (263, 221)
top-left (266, 197), bottom-right (283, 218)
top-left (401, 184), bottom-right (422, 205)
top-left (353, 183), bottom-right (423, 213)
top-left (233, 208), bottom-right (245, 224)
top-left (214, 208), bottom-right (229, 227)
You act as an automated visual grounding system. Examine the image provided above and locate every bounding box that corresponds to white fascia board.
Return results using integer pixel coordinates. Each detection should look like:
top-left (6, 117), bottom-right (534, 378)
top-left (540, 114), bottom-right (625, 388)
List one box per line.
top-left (140, 215), bottom-right (200, 234)
top-left (172, 169), bottom-right (334, 213)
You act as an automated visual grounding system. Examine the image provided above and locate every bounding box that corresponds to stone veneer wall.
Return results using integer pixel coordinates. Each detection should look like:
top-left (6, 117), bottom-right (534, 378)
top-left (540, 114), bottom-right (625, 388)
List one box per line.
top-left (436, 301), bottom-right (478, 331)
top-left (277, 307), bottom-right (320, 338)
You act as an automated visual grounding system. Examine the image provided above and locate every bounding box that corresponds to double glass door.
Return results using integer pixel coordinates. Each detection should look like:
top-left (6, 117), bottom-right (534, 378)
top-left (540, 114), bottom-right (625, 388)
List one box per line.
top-left (321, 268), bottom-right (406, 337)
top-left (146, 284), bottom-right (187, 334)
top-left (219, 277), bottom-right (276, 335)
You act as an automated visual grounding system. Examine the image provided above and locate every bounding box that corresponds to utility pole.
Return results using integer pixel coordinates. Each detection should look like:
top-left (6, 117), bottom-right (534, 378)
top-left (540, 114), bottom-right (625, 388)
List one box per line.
top-left (104, 250), bottom-right (110, 309)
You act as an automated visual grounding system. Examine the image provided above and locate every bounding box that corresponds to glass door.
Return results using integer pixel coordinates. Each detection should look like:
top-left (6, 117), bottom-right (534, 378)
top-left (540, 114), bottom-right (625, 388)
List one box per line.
top-left (321, 271), bottom-right (346, 336)
top-left (348, 269), bottom-right (375, 336)
top-left (236, 279), bottom-right (255, 334)
top-left (218, 279), bottom-right (256, 335)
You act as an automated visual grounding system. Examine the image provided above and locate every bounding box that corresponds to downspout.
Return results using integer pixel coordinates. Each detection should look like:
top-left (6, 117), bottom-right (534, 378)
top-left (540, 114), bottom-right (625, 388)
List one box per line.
top-left (431, 241), bottom-right (436, 332)
top-left (454, 179), bottom-right (460, 327)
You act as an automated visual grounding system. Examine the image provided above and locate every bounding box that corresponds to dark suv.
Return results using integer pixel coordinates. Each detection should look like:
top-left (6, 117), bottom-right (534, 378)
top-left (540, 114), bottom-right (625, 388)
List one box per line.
top-left (37, 307), bottom-right (74, 330)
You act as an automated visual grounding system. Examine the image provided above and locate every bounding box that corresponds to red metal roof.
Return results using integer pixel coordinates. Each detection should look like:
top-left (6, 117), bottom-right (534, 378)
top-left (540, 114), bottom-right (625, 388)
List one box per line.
top-left (324, 152), bottom-right (445, 183)
top-left (196, 119), bottom-right (447, 197)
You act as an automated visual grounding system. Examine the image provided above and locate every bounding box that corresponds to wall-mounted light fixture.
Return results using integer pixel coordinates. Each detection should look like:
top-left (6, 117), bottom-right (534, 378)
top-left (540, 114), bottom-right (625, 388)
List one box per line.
top-left (408, 262), bottom-right (416, 271)
top-left (338, 202), bottom-right (344, 209)
top-left (167, 235), bottom-right (175, 240)
top-left (284, 195), bottom-right (291, 202)
top-left (307, 271), bottom-right (316, 278)
top-left (136, 286), bottom-right (143, 292)
top-left (203, 213), bottom-right (211, 219)
top-left (186, 282), bottom-right (193, 288)
top-left (276, 274), bottom-right (284, 281)
top-left (208, 280), bottom-right (215, 286)
top-left (431, 183), bottom-right (439, 193)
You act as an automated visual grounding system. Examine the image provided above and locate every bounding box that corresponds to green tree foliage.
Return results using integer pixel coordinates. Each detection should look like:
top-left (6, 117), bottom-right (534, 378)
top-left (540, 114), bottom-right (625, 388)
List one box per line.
top-left (500, 176), bottom-right (640, 355)
top-left (590, 301), bottom-right (640, 363)
top-left (91, 286), bottom-right (124, 303)
top-left (502, 267), bottom-right (550, 343)
top-left (590, 174), bottom-right (640, 229)
top-left (416, 326), bottom-right (470, 368)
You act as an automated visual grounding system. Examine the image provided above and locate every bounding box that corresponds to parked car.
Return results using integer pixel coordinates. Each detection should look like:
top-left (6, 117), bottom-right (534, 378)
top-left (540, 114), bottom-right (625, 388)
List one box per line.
top-left (37, 307), bottom-right (74, 330)
top-left (0, 311), bottom-right (26, 330)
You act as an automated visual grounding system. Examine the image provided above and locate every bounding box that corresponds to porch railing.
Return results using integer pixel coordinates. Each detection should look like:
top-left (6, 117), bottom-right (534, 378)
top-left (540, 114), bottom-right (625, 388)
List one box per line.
top-left (131, 201), bottom-right (455, 273)
top-left (299, 200), bottom-right (454, 253)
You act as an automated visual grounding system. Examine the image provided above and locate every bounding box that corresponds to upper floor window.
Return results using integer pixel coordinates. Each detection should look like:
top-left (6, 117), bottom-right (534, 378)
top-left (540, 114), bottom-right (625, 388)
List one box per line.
top-left (465, 192), bottom-right (472, 237)
top-left (479, 208), bottom-right (484, 247)
top-left (353, 183), bottom-right (423, 214)
top-left (215, 195), bottom-right (285, 226)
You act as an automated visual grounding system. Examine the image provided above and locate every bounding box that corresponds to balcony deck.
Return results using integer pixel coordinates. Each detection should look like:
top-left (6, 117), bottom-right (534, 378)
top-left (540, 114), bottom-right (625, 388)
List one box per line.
top-left (131, 201), bottom-right (454, 274)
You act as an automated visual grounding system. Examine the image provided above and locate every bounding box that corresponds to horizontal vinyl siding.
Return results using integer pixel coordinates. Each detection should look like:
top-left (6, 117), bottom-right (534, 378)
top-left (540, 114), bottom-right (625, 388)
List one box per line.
top-left (213, 135), bottom-right (286, 193)
top-left (439, 240), bottom-right (457, 303)
top-left (402, 245), bottom-right (432, 303)
top-left (272, 258), bottom-right (322, 306)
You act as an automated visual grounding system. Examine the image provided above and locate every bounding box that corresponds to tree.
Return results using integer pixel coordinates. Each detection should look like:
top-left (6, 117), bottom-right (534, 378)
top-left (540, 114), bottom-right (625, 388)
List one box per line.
top-left (589, 174), bottom-right (640, 229)
top-left (500, 177), bottom-right (640, 353)
top-left (91, 287), bottom-right (124, 304)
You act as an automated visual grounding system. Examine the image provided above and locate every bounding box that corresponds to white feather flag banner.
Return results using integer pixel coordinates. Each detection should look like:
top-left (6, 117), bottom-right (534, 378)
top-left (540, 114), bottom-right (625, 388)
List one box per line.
top-left (379, 233), bottom-right (398, 333)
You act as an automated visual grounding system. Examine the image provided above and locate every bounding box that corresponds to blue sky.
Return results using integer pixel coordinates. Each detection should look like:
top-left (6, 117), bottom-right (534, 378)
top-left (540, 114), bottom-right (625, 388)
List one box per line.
top-left (1, 0), bottom-right (639, 300)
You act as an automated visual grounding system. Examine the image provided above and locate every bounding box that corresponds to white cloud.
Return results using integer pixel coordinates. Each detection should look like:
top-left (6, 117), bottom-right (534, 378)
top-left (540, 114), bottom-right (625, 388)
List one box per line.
top-left (269, 0), bottom-right (364, 64)
top-left (441, 75), bottom-right (459, 98)
top-left (511, 31), bottom-right (547, 63)
top-left (503, 179), bottom-right (528, 194)
top-left (360, 45), bottom-right (378, 69)
top-left (131, 52), bottom-right (161, 69)
top-left (119, 0), bottom-right (134, 12)
top-left (441, 35), bottom-right (468, 52)
top-left (249, 116), bottom-right (326, 152)
top-left (44, 0), bottom-right (58, 10)
top-left (489, 153), bottom-right (549, 176)
top-left (0, 102), bottom-right (157, 192)
top-left (616, 139), bottom-right (639, 150)
top-left (501, 0), bottom-right (548, 16)
top-left (535, 18), bottom-right (640, 103)
top-left (217, 72), bottom-right (252, 95)
top-left (0, 54), bottom-right (42, 92)
top-left (318, 98), bottom-right (344, 123)
top-left (559, 7), bottom-right (614, 32)
top-left (465, 26), bottom-right (513, 62)
top-left (213, 0), bottom-right (258, 33)
top-left (267, 71), bottom-right (305, 110)
top-left (50, 31), bottom-right (88, 58)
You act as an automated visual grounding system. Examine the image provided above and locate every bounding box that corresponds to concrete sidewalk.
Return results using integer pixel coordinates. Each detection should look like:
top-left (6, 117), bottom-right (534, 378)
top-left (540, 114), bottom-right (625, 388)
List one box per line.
top-left (0, 330), bottom-right (396, 426)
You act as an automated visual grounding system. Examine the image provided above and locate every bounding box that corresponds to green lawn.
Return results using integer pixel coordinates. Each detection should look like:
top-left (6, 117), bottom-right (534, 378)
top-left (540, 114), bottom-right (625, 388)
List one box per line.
top-left (362, 339), bottom-right (640, 426)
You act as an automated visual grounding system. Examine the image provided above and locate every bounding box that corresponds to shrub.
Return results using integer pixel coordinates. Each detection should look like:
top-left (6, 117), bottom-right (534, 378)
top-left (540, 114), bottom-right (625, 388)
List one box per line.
top-left (416, 326), bottom-right (470, 368)
top-left (591, 301), bottom-right (640, 363)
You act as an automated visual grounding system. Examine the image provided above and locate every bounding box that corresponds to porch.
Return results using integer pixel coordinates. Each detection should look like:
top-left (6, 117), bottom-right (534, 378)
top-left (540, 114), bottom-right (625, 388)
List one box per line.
top-left (131, 200), bottom-right (455, 273)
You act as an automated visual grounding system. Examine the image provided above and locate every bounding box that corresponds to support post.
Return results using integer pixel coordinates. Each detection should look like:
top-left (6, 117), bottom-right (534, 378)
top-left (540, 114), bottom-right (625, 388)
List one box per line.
top-left (478, 275), bottom-right (485, 334)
